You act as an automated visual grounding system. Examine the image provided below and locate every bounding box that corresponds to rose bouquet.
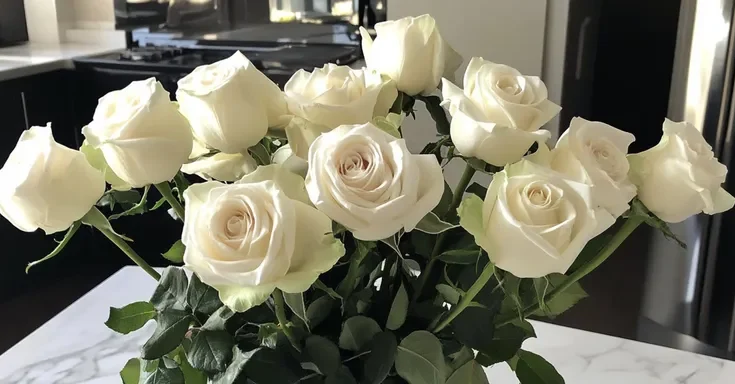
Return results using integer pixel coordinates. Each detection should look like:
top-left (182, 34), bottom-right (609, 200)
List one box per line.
top-left (2, 14), bottom-right (733, 384)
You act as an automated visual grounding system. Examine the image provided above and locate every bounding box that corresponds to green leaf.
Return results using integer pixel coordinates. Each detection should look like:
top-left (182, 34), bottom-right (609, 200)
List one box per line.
top-left (452, 306), bottom-right (500, 354)
top-left (630, 198), bottom-right (686, 248)
top-left (307, 295), bottom-right (335, 329)
top-left (162, 240), bottom-right (186, 264)
top-left (187, 330), bottom-right (235, 373)
top-left (202, 306), bottom-right (235, 331)
top-left (436, 284), bottom-right (461, 306)
top-left (415, 212), bottom-right (460, 234)
top-left (242, 348), bottom-right (302, 384)
top-left (97, 190), bottom-right (142, 210)
top-left (187, 273), bottom-right (222, 316)
top-left (339, 316), bottom-right (382, 351)
top-left (257, 323), bottom-right (280, 348)
top-left (474, 324), bottom-right (533, 367)
top-left (304, 335), bottom-right (341, 376)
top-left (120, 358), bottom-right (140, 384)
top-left (105, 301), bottom-right (156, 335)
top-left (387, 284), bottom-right (409, 330)
top-left (466, 182), bottom-right (488, 198)
top-left (81, 207), bottom-right (133, 241)
top-left (437, 249), bottom-right (481, 265)
top-left (395, 330), bottom-right (446, 384)
top-left (249, 142), bottom-right (272, 166)
top-left (379, 235), bottom-right (402, 258)
top-left (174, 347), bottom-right (206, 384)
top-left (326, 366), bottom-right (358, 384)
top-left (315, 280), bottom-right (343, 301)
top-left (417, 95), bottom-right (450, 135)
top-left (411, 231), bottom-right (435, 259)
top-left (283, 292), bottom-right (309, 331)
top-left (141, 309), bottom-right (192, 359)
top-left (151, 267), bottom-right (189, 311)
top-left (362, 331), bottom-right (398, 384)
top-left (432, 180), bottom-right (454, 218)
top-left (515, 350), bottom-right (564, 384)
top-left (211, 347), bottom-right (248, 384)
top-left (109, 185), bottom-right (150, 220)
top-left (447, 347), bottom-right (474, 374)
top-left (465, 158), bottom-right (502, 175)
top-left (143, 358), bottom-right (185, 384)
top-left (174, 173), bottom-right (191, 199)
top-left (26, 222), bottom-right (81, 273)
top-left (373, 114), bottom-right (403, 138)
top-left (533, 274), bottom-right (588, 317)
top-left (446, 361), bottom-right (489, 384)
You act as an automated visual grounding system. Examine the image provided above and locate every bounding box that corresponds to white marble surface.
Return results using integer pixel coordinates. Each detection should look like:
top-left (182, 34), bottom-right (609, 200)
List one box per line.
top-left (0, 267), bottom-right (733, 383)
top-left (0, 42), bottom-right (123, 82)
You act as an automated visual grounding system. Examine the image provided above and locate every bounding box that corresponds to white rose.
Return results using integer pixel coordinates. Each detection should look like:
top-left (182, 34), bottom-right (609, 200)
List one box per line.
top-left (361, 14), bottom-right (462, 96)
top-left (83, 78), bottom-right (193, 188)
top-left (181, 152), bottom-right (257, 182)
top-left (284, 64), bottom-right (398, 159)
top-left (629, 119), bottom-right (735, 223)
top-left (0, 125), bottom-right (105, 234)
top-left (549, 118), bottom-right (637, 218)
top-left (459, 160), bottom-right (614, 278)
top-left (177, 51), bottom-right (288, 154)
top-left (183, 164), bottom-right (345, 312)
top-left (305, 122), bottom-right (444, 241)
top-left (272, 144), bottom-right (308, 177)
top-left (442, 57), bottom-right (561, 167)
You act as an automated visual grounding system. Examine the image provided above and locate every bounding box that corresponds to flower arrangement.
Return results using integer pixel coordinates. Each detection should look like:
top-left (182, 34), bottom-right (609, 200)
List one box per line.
top-left (2, 14), bottom-right (733, 384)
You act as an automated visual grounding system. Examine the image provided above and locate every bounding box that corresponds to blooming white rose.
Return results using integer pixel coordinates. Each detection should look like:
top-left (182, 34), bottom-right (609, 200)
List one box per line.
top-left (177, 51), bottom-right (288, 154)
top-left (0, 125), bottom-right (105, 234)
top-left (459, 160), bottom-right (614, 278)
top-left (284, 64), bottom-right (397, 159)
top-left (305, 122), bottom-right (444, 241)
top-left (442, 57), bottom-right (561, 167)
top-left (83, 78), bottom-right (193, 188)
top-left (549, 118), bottom-right (637, 218)
top-left (361, 14), bottom-right (462, 96)
top-left (272, 144), bottom-right (308, 177)
top-left (629, 119), bottom-right (735, 223)
top-left (182, 152), bottom-right (257, 182)
top-left (183, 165), bottom-right (345, 312)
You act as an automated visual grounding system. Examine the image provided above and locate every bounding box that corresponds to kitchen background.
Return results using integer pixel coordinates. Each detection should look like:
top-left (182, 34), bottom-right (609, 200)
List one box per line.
top-left (1, 0), bottom-right (733, 362)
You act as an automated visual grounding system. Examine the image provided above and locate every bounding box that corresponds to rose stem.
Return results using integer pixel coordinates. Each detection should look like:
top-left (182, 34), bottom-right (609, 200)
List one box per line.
top-left (97, 227), bottom-right (161, 281)
top-left (272, 288), bottom-right (302, 352)
top-left (155, 182), bottom-right (185, 221)
top-left (412, 163), bottom-right (477, 304)
top-left (431, 261), bottom-right (495, 333)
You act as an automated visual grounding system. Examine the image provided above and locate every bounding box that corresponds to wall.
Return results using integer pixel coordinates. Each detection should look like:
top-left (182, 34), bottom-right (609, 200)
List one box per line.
top-left (72, 0), bottom-right (115, 29)
top-left (23, 0), bottom-right (123, 45)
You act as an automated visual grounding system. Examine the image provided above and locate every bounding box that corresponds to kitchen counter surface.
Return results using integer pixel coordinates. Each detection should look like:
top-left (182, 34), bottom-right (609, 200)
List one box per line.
top-left (0, 266), bottom-right (733, 383)
top-left (0, 42), bottom-right (124, 82)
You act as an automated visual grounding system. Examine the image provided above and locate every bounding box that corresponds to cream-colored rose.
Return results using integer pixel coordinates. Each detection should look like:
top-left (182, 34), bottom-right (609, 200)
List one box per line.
top-left (361, 14), bottom-right (462, 96)
top-left (272, 144), bottom-right (308, 177)
top-left (442, 58), bottom-right (561, 167)
top-left (459, 160), bottom-right (614, 278)
top-left (183, 165), bottom-right (345, 312)
top-left (549, 118), bottom-right (637, 218)
top-left (284, 64), bottom-right (397, 159)
top-left (629, 119), bottom-right (735, 223)
top-left (182, 152), bottom-right (257, 182)
top-left (0, 125), bottom-right (105, 234)
top-left (82, 78), bottom-right (193, 188)
top-left (177, 51), bottom-right (288, 154)
top-left (305, 122), bottom-right (444, 241)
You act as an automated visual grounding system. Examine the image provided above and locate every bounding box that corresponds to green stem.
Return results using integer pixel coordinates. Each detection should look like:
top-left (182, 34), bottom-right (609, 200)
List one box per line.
top-left (496, 216), bottom-right (645, 326)
top-left (412, 163), bottom-right (477, 303)
top-left (273, 288), bottom-right (302, 352)
top-left (97, 227), bottom-right (161, 281)
top-left (155, 182), bottom-right (185, 221)
top-left (26, 222), bottom-right (81, 273)
top-left (431, 261), bottom-right (495, 333)
top-left (337, 253), bottom-right (364, 298)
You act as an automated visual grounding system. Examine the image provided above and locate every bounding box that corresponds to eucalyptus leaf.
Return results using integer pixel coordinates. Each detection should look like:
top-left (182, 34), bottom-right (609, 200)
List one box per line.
top-left (187, 330), bottom-right (235, 373)
top-left (187, 273), bottom-right (222, 316)
top-left (446, 361), bottom-right (488, 384)
top-left (162, 240), bottom-right (185, 264)
top-left (415, 212), bottom-right (460, 234)
top-left (141, 309), bottom-right (192, 359)
top-left (515, 350), bottom-right (564, 384)
top-left (304, 335), bottom-right (341, 376)
top-left (283, 292), bottom-right (309, 331)
top-left (379, 235), bottom-right (402, 258)
top-left (339, 316), bottom-right (382, 351)
top-left (242, 348), bottom-right (302, 384)
top-left (306, 295), bottom-right (335, 329)
top-left (447, 347), bottom-right (474, 373)
top-left (401, 259), bottom-right (421, 278)
top-left (363, 331), bottom-right (398, 384)
top-left (120, 358), bottom-right (140, 384)
top-left (249, 142), bottom-right (272, 166)
top-left (326, 366), bottom-right (358, 384)
top-left (437, 249), bottom-right (481, 265)
top-left (386, 284), bottom-right (409, 330)
top-left (151, 267), bottom-right (189, 311)
top-left (395, 331), bottom-right (446, 384)
top-left (105, 301), bottom-right (156, 335)
top-left (435, 284), bottom-right (461, 306)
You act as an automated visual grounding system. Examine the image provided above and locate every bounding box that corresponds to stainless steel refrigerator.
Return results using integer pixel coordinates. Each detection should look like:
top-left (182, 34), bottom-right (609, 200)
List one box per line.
top-left (640, 0), bottom-right (735, 358)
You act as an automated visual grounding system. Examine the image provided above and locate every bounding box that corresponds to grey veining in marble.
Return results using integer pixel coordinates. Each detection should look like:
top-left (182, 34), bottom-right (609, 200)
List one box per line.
top-left (1, 267), bottom-right (734, 383)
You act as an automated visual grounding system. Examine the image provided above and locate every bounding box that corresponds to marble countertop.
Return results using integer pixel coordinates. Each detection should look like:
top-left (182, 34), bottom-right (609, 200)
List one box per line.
top-left (0, 266), bottom-right (733, 384)
top-left (0, 42), bottom-right (124, 82)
